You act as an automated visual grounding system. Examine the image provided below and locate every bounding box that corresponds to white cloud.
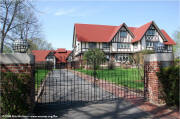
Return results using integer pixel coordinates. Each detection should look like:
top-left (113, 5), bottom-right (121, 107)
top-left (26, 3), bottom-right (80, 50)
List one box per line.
top-left (54, 8), bottom-right (76, 16)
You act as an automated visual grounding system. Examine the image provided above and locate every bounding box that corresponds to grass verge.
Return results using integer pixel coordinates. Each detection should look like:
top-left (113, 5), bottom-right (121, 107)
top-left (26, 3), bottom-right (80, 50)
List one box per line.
top-left (35, 69), bottom-right (49, 89)
top-left (75, 67), bottom-right (144, 90)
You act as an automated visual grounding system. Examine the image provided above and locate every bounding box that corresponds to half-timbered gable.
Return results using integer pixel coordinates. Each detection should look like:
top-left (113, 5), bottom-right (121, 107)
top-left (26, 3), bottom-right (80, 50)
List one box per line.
top-left (112, 25), bottom-right (133, 43)
top-left (141, 23), bottom-right (173, 52)
top-left (111, 26), bottom-right (134, 53)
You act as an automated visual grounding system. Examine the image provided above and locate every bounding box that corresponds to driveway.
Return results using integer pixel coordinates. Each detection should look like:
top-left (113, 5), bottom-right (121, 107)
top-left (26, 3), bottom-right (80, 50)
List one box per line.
top-left (34, 69), bottom-right (152, 119)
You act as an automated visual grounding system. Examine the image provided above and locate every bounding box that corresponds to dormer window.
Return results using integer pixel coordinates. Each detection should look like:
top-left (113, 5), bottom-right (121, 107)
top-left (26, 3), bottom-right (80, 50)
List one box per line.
top-left (120, 31), bottom-right (127, 38)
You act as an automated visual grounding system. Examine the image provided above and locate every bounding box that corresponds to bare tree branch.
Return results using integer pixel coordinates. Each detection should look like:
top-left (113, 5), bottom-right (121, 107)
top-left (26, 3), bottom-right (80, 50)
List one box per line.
top-left (0, 0), bottom-right (42, 53)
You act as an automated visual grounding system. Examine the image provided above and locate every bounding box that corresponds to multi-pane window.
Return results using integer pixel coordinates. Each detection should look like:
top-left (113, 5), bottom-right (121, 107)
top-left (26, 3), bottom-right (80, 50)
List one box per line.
top-left (146, 29), bottom-right (156, 35)
top-left (115, 54), bottom-right (129, 62)
top-left (89, 42), bottom-right (96, 49)
top-left (102, 43), bottom-right (110, 49)
top-left (164, 45), bottom-right (172, 51)
top-left (117, 43), bottom-right (130, 49)
top-left (146, 42), bottom-right (154, 48)
top-left (120, 31), bottom-right (127, 38)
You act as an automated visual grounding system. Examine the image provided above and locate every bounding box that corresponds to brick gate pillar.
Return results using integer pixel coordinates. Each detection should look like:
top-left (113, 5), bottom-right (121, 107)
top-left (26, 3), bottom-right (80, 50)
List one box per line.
top-left (0, 53), bottom-right (35, 112)
top-left (144, 53), bottom-right (174, 104)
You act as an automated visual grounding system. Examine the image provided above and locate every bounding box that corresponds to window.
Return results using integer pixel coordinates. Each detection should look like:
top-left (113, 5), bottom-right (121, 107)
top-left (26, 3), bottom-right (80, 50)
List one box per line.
top-left (102, 43), bottom-right (110, 49)
top-left (120, 31), bottom-right (127, 38)
top-left (117, 43), bottom-right (130, 49)
top-left (89, 42), bottom-right (96, 49)
top-left (168, 46), bottom-right (172, 51)
top-left (146, 42), bottom-right (154, 48)
top-left (146, 29), bottom-right (156, 35)
top-left (134, 42), bottom-right (138, 49)
top-left (164, 45), bottom-right (172, 51)
top-left (117, 43), bottom-right (121, 49)
top-left (115, 54), bottom-right (129, 62)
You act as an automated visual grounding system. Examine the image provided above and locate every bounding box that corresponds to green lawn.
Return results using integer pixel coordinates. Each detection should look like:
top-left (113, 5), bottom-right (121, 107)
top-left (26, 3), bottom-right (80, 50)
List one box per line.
top-left (76, 67), bottom-right (144, 90)
top-left (35, 69), bottom-right (49, 89)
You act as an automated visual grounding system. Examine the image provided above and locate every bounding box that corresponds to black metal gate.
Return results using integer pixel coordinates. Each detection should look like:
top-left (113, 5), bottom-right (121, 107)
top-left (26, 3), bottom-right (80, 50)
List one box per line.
top-left (35, 60), bottom-right (145, 104)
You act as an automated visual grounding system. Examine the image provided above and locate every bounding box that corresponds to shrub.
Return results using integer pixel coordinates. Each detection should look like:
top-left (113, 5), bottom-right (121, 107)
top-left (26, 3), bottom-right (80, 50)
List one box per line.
top-left (157, 65), bottom-right (179, 108)
top-left (131, 50), bottom-right (155, 65)
top-left (140, 49), bottom-right (155, 54)
top-left (0, 72), bottom-right (32, 115)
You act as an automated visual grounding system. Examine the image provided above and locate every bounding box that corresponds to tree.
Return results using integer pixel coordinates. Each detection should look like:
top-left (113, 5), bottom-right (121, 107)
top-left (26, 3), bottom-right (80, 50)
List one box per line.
top-left (173, 30), bottom-right (180, 58)
top-left (83, 48), bottom-right (106, 70)
top-left (0, 0), bottom-right (40, 53)
top-left (28, 38), bottom-right (54, 52)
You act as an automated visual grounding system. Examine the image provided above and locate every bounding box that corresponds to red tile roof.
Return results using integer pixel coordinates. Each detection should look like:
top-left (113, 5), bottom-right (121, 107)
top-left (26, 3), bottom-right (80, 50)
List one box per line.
top-left (54, 50), bottom-right (71, 63)
top-left (32, 49), bottom-right (72, 63)
top-left (131, 21), bottom-right (152, 43)
top-left (161, 29), bottom-right (176, 45)
top-left (128, 27), bottom-right (137, 33)
top-left (56, 48), bottom-right (66, 53)
top-left (32, 50), bottom-right (51, 62)
top-left (75, 21), bottom-right (176, 45)
top-left (75, 24), bottom-right (120, 42)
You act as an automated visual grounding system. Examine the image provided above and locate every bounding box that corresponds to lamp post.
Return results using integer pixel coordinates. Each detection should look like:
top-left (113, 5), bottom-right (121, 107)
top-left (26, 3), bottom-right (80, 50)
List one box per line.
top-left (12, 39), bottom-right (29, 53)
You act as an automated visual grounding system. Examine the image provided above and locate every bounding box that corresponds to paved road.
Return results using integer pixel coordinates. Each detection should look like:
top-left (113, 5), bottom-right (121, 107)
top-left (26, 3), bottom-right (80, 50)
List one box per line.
top-left (34, 69), bottom-right (152, 119)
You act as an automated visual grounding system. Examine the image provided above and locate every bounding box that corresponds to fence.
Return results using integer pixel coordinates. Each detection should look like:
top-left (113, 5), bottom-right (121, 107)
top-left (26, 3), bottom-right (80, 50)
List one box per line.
top-left (35, 60), bottom-right (145, 104)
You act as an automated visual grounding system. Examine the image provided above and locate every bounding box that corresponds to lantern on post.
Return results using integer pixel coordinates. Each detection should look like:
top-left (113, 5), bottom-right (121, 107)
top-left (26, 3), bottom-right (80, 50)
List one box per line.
top-left (13, 39), bottom-right (29, 53)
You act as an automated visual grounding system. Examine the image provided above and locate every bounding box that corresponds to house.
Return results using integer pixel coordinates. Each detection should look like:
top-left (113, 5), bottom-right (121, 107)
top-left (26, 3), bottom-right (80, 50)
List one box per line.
top-left (32, 50), bottom-right (56, 63)
top-left (54, 48), bottom-right (71, 68)
top-left (72, 21), bottom-right (176, 63)
top-left (32, 48), bottom-right (71, 68)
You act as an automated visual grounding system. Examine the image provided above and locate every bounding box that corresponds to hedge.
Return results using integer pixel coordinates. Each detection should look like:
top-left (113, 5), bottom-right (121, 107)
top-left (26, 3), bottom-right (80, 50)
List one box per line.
top-left (0, 72), bottom-right (32, 115)
top-left (157, 65), bottom-right (179, 108)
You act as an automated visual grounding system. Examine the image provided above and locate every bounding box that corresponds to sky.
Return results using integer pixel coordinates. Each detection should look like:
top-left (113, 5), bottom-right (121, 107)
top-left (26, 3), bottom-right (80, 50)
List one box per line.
top-left (34, 0), bottom-right (180, 50)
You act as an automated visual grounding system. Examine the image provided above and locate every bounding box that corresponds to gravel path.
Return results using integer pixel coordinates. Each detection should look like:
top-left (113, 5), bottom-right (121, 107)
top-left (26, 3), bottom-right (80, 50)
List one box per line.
top-left (34, 69), bottom-right (152, 119)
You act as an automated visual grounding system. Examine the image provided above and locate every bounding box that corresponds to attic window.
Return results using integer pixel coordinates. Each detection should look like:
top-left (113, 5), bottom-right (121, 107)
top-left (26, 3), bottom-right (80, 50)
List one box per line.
top-left (120, 31), bottom-right (127, 38)
top-left (147, 29), bottom-right (156, 36)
